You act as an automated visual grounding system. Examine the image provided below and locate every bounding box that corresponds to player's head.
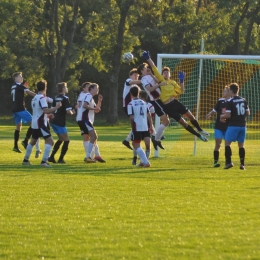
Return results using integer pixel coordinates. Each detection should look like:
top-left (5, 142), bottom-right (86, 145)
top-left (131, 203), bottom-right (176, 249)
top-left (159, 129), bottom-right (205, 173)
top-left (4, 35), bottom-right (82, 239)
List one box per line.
top-left (57, 82), bottom-right (68, 94)
top-left (36, 80), bottom-right (47, 92)
top-left (81, 82), bottom-right (91, 93)
top-left (129, 68), bottom-right (139, 80)
top-left (12, 72), bottom-right (23, 83)
top-left (223, 86), bottom-right (230, 99)
top-left (89, 83), bottom-right (99, 96)
top-left (139, 90), bottom-right (148, 101)
top-left (137, 63), bottom-right (148, 76)
top-left (162, 67), bottom-right (171, 79)
top-left (228, 83), bottom-right (239, 95)
top-left (130, 85), bottom-right (140, 98)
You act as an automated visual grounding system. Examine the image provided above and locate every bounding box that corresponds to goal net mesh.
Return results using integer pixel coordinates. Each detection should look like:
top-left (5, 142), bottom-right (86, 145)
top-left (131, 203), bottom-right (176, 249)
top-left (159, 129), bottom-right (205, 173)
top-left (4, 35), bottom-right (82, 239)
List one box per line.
top-left (157, 55), bottom-right (260, 161)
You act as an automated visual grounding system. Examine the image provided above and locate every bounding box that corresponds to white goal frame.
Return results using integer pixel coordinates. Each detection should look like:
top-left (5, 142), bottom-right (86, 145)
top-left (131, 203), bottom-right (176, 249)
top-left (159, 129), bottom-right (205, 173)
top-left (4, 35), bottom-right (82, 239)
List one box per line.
top-left (155, 53), bottom-right (260, 157)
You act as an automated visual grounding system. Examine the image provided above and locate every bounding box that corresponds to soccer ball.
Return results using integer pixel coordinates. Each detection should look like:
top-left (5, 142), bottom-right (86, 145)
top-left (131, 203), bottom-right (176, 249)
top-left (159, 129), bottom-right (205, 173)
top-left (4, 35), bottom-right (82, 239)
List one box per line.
top-left (122, 52), bottom-right (134, 63)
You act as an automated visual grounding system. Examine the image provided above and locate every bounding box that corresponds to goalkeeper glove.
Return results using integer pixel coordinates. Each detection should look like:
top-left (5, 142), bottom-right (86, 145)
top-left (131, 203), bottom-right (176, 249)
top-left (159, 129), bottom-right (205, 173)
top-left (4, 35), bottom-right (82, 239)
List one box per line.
top-left (178, 71), bottom-right (185, 83)
top-left (142, 51), bottom-right (150, 60)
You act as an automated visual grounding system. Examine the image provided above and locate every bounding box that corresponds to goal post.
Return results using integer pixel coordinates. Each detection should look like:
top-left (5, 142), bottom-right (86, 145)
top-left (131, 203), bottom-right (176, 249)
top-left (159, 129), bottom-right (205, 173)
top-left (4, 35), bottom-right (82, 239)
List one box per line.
top-left (154, 53), bottom-right (260, 158)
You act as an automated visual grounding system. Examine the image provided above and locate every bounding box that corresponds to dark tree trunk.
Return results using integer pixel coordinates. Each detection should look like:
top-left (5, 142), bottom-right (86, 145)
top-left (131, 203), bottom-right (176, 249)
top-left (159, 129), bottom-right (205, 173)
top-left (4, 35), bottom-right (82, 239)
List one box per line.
top-left (244, 3), bottom-right (260, 54)
top-left (45, 0), bottom-right (81, 97)
top-left (234, 2), bottom-right (250, 54)
top-left (107, 0), bottom-right (135, 124)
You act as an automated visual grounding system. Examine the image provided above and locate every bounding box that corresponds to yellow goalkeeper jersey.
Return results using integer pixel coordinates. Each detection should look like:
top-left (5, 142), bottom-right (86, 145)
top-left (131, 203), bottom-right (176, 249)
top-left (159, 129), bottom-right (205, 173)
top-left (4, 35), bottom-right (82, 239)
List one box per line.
top-left (152, 66), bottom-right (183, 102)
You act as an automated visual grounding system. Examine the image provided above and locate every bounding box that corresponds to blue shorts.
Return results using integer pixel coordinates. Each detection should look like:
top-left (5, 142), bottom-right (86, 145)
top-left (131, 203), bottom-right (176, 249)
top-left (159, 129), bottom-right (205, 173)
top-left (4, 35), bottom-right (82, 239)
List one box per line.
top-left (13, 110), bottom-right (32, 125)
top-left (225, 126), bottom-right (246, 143)
top-left (51, 123), bottom-right (68, 135)
top-left (214, 129), bottom-right (226, 139)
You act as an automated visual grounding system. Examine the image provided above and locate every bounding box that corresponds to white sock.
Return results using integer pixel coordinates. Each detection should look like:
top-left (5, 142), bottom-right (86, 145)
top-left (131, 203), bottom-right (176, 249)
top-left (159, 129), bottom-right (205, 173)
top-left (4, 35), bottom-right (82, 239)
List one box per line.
top-left (24, 144), bottom-right (33, 160)
top-left (42, 144), bottom-right (52, 162)
top-left (155, 124), bottom-right (166, 141)
top-left (146, 149), bottom-right (150, 159)
top-left (136, 147), bottom-right (149, 165)
top-left (125, 131), bottom-right (132, 142)
top-left (35, 139), bottom-right (40, 151)
top-left (87, 143), bottom-right (94, 158)
top-left (95, 144), bottom-right (100, 157)
top-left (83, 141), bottom-right (89, 157)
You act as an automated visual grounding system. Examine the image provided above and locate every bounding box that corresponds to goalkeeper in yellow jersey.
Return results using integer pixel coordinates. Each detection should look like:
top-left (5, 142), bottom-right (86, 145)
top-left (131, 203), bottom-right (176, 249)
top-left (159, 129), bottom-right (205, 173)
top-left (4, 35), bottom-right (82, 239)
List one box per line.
top-left (142, 51), bottom-right (209, 141)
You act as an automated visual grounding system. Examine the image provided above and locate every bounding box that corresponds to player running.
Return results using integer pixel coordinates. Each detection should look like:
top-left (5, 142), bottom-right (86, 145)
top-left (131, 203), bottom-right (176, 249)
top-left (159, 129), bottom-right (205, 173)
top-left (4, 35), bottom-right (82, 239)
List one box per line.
top-left (142, 51), bottom-right (209, 142)
top-left (22, 80), bottom-right (62, 166)
top-left (48, 82), bottom-right (75, 164)
top-left (122, 68), bottom-right (141, 150)
top-left (127, 86), bottom-right (154, 167)
top-left (11, 72), bottom-right (36, 153)
top-left (220, 83), bottom-right (250, 170)
top-left (206, 86), bottom-right (231, 167)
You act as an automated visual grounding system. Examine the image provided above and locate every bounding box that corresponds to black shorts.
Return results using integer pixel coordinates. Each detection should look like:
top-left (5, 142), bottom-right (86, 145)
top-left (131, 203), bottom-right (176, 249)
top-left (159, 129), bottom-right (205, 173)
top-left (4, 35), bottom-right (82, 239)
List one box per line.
top-left (32, 126), bottom-right (51, 140)
top-left (150, 99), bottom-right (166, 117)
top-left (123, 106), bottom-right (128, 116)
top-left (77, 120), bottom-right (94, 135)
top-left (131, 131), bottom-right (150, 142)
top-left (164, 99), bottom-right (189, 121)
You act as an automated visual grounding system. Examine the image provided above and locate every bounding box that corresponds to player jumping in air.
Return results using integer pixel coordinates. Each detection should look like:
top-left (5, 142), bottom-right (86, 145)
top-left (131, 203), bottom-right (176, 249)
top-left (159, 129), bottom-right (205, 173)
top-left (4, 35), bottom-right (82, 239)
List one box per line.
top-left (122, 68), bottom-right (141, 150)
top-left (137, 63), bottom-right (169, 150)
top-left (142, 51), bottom-right (209, 142)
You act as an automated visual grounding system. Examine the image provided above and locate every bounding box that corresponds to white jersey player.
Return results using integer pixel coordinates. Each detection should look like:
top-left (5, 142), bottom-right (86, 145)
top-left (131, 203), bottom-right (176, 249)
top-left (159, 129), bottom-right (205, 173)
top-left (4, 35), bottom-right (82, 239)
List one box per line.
top-left (122, 68), bottom-right (141, 151)
top-left (127, 86), bottom-right (154, 168)
top-left (77, 82), bottom-right (105, 163)
top-left (22, 80), bottom-right (61, 167)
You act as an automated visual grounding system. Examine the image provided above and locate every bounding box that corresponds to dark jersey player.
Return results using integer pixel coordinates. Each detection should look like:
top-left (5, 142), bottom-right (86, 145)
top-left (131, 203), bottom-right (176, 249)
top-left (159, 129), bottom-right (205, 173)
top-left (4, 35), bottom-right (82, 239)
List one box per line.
top-left (11, 72), bottom-right (36, 153)
top-left (206, 86), bottom-right (231, 167)
top-left (220, 83), bottom-right (250, 170)
top-left (48, 82), bottom-right (75, 164)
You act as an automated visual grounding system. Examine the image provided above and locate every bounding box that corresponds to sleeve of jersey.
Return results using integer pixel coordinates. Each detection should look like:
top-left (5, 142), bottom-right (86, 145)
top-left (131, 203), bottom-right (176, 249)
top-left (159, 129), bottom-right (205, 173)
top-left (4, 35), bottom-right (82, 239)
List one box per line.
top-left (213, 102), bottom-right (218, 112)
top-left (127, 103), bottom-right (133, 116)
top-left (225, 100), bottom-right (231, 113)
top-left (40, 97), bottom-right (48, 108)
top-left (152, 66), bottom-right (164, 82)
top-left (173, 81), bottom-right (183, 95)
top-left (64, 97), bottom-right (72, 111)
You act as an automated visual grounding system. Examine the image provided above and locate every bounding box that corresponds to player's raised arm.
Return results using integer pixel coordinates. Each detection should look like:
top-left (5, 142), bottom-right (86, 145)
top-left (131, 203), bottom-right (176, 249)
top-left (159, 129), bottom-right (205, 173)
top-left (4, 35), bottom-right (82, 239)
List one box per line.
top-left (178, 71), bottom-right (185, 94)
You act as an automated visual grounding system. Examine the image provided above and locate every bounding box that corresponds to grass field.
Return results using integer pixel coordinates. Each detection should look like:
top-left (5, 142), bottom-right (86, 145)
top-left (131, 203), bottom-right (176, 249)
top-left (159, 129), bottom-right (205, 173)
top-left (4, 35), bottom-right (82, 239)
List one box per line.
top-left (1, 124), bottom-right (260, 259)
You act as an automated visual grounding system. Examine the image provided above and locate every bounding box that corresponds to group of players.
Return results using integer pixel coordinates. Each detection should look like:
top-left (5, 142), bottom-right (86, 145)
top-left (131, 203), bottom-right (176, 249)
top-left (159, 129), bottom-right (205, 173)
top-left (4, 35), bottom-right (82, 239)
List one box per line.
top-left (10, 51), bottom-right (250, 169)
top-left (11, 73), bottom-right (105, 167)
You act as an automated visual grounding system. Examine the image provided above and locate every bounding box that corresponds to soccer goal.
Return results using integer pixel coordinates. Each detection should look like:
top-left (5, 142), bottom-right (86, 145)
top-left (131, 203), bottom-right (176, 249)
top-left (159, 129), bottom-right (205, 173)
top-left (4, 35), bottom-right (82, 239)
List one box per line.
top-left (155, 53), bottom-right (260, 158)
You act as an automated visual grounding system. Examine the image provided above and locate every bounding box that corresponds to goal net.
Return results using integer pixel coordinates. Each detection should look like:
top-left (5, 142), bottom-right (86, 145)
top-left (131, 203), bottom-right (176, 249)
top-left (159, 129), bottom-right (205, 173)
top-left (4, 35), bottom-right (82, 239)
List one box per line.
top-left (155, 53), bottom-right (260, 161)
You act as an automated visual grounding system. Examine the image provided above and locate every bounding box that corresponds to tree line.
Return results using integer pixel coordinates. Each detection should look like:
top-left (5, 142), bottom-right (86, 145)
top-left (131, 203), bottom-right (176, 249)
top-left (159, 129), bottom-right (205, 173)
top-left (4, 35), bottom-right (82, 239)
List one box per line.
top-left (0, 0), bottom-right (259, 123)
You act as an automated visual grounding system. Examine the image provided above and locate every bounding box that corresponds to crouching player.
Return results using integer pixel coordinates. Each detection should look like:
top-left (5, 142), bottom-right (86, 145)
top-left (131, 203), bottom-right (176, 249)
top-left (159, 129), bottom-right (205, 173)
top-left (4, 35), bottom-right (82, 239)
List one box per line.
top-left (127, 86), bottom-right (154, 167)
top-left (22, 80), bottom-right (62, 167)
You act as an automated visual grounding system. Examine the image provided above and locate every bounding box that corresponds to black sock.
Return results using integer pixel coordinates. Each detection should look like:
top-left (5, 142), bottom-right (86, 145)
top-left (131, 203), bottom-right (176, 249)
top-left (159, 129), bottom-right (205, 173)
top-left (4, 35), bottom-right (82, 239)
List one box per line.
top-left (24, 126), bottom-right (33, 141)
top-left (190, 120), bottom-right (203, 131)
top-left (214, 150), bottom-right (219, 163)
top-left (59, 141), bottom-right (70, 161)
top-left (225, 145), bottom-right (232, 164)
top-left (14, 130), bottom-right (20, 147)
top-left (185, 125), bottom-right (200, 137)
top-left (239, 147), bottom-right (245, 166)
top-left (50, 140), bottom-right (63, 158)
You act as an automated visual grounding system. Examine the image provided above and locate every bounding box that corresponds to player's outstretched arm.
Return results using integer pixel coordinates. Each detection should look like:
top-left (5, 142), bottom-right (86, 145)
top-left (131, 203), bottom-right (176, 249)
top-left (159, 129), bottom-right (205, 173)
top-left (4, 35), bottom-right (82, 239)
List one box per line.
top-left (142, 51), bottom-right (155, 68)
top-left (178, 71), bottom-right (185, 93)
top-left (206, 110), bottom-right (216, 119)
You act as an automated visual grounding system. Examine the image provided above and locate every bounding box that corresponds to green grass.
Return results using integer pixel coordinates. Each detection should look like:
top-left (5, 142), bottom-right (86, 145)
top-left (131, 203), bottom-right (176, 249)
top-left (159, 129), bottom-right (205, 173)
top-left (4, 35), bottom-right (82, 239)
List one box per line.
top-left (1, 125), bottom-right (260, 259)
